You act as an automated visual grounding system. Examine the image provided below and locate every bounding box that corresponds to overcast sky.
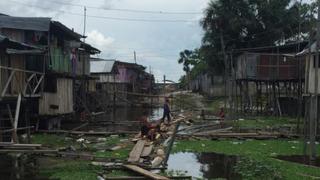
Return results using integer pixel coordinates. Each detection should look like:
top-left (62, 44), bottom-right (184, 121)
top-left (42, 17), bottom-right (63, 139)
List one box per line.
top-left (0, 0), bottom-right (209, 82)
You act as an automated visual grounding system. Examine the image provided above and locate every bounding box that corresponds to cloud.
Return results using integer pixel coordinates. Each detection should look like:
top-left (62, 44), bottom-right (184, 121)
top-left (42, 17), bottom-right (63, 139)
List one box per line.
top-left (86, 30), bottom-right (115, 48)
top-left (102, 0), bottom-right (123, 8)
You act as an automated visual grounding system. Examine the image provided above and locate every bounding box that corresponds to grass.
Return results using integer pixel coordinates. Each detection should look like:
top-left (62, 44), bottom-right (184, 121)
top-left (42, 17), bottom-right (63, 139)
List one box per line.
top-left (33, 134), bottom-right (134, 178)
top-left (39, 158), bottom-right (102, 180)
top-left (174, 139), bottom-right (320, 180)
top-left (231, 116), bottom-right (298, 129)
top-left (31, 134), bottom-right (71, 148)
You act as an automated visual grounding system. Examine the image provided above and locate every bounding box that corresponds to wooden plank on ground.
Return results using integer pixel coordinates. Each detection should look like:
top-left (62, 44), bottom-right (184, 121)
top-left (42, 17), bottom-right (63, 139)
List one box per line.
top-left (141, 145), bottom-right (153, 157)
top-left (0, 143), bottom-right (42, 148)
top-left (123, 164), bottom-right (169, 180)
top-left (0, 149), bottom-right (58, 153)
top-left (128, 140), bottom-right (146, 163)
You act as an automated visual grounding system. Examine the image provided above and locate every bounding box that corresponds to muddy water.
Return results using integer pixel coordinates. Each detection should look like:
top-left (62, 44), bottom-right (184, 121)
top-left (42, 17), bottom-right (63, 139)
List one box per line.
top-left (167, 152), bottom-right (240, 180)
top-left (0, 154), bottom-right (50, 180)
top-left (90, 107), bottom-right (164, 132)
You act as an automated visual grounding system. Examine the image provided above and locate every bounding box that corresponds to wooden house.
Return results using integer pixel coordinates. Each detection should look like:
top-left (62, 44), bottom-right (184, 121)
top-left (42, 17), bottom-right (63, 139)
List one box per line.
top-left (0, 15), bottom-right (100, 126)
top-left (299, 42), bottom-right (320, 94)
top-left (90, 58), bottom-right (155, 108)
top-left (0, 34), bottom-right (44, 141)
top-left (189, 74), bottom-right (224, 97)
top-left (233, 42), bottom-right (307, 116)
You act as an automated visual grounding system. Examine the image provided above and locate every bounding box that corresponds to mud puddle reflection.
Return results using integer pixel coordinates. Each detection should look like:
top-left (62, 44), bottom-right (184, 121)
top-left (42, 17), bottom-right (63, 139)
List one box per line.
top-left (167, 152), bottom-right (240, 180)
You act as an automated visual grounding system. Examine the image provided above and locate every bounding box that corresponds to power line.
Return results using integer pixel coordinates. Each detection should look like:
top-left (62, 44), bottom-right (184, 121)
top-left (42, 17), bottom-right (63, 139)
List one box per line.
top-left (28, 0), bottom-right (202, 15)
top-left (7, 0), bottom-right (200, 23)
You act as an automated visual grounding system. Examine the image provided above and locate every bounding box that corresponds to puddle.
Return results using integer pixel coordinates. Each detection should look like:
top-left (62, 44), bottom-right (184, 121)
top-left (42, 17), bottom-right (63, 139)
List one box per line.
top-left (66, 107), bottom-right (164, 132)
top-left (167, 152), bottom-right (240, 180)
top-left (0, 154), bottom-right (50, 180)
top-left (276, 155), bottom-right (320, 167)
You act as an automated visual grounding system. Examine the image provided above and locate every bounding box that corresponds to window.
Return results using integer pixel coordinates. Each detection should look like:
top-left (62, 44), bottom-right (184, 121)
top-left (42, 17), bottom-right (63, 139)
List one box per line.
top-left (313, 55), bottom-right (320, 68)
top-left (44, 76), bottom-right (57, 93)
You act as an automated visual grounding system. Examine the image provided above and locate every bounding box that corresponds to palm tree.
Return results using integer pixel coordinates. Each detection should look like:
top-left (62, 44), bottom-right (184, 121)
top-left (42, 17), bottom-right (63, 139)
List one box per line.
top-left (178, 50), bottom-right (198, 90)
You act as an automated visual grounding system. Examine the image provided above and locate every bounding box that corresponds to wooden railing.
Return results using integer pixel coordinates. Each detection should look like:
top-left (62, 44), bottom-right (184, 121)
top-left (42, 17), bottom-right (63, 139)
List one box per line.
top-left (0, 66), bottom-right (44, 99)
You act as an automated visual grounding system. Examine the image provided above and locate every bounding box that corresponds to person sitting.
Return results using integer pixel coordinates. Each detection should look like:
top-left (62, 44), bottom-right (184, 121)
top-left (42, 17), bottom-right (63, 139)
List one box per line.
top-left (140, 111), bottom-right (159, 140)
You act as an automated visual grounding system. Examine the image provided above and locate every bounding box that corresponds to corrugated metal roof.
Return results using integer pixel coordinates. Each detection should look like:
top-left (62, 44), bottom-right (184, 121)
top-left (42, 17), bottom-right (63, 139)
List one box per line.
top-left (0, 34), bottom-right (39, 50)
top-left (0, 16), bottom-right (51, 31)
top-left (90, 59), bottom-right (116, 73)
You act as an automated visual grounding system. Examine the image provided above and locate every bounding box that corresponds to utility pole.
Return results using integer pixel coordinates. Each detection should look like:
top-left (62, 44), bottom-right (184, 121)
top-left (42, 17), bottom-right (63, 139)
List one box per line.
top-left (163, 75), bottom-right (166, 95)
top-left (83, 6), bottom-right (87, 42)
top-left (134, 51), bottom-right (137, 64)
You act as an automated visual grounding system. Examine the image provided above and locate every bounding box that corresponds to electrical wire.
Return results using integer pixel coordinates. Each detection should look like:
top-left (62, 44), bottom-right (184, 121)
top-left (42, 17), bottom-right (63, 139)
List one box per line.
top-left (30, 0), bottom-right (203, 15)
top-left (7, 0), bottom-right (200, 23)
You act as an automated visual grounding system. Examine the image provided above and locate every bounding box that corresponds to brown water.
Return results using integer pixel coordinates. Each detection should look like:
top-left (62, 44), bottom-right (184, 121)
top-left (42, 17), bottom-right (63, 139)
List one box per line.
top-left (89, 107), bottom-right (164, 132)
top-left (167, 152), bottom-right (240, 180)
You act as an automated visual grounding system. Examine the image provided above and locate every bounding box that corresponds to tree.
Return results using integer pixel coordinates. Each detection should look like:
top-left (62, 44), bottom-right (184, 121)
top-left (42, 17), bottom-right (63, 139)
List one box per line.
top-left (177, 49), bottom-right (199, 89)
top-left (200, 0), bottom-right (316, 74)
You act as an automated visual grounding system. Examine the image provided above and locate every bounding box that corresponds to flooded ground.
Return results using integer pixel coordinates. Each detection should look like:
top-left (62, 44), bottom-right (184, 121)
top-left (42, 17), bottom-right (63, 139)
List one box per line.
top-left (62, 107), bottom-right (164, 132)
top-left (0, 154), bottom-right (50, 180)
top-left (277, 155), bottom-right (320, 167)
top-left (167, 152), bottom-right (240, 180)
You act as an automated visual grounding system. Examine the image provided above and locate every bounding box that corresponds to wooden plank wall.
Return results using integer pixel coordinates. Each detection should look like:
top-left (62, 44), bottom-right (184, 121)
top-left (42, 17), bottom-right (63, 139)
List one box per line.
top-left (39, 78), bottom-right (74, 115)
top-left (10, 55), bottom-right (26, 95)
top-left (0, 54), bottom-right (9, 93)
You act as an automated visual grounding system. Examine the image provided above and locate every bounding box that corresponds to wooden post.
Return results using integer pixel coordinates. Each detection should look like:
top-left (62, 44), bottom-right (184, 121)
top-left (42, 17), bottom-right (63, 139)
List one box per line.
top-left (163, 122), bottom-right (180, 166)
top-left (12, 94), bottom-right (22, 143)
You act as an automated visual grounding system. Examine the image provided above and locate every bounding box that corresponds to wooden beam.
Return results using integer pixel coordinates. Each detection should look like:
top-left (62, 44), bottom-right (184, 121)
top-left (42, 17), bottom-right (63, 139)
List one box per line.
top-left (23, 73), bottom-right (36, 95)
top-left (12, 94), bottom-right (22, 143)
top-left (1, 70), bottom-right (15, 97)
top-left (123, 165), bottom-right (169, 180)
top-left (141, 145), bottom-right (153, 157)
top-left (0, 149), bottom-right (58, 153)
top-left (32, 74), bottom-right (44, 94)
top-left (128, 140), bottom-right (146, 163)
top-left (37, 130), bottom-right (138, 135)
top-left (0, 66), bottom-right (44, 75)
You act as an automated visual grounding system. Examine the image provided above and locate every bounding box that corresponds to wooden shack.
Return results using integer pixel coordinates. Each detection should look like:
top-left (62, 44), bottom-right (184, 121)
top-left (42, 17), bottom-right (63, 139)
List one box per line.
top-left (0, 14), bottom-right (100, 129)
top-left (0, 34), bottom-right (44, 141)
top-left (233, 42), bottom-right (307, 116)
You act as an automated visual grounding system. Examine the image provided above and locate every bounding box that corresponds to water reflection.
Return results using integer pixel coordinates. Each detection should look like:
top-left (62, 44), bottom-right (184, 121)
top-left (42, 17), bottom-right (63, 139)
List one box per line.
top-left (91, 107), bottom-right (163, 132)
top-left (0, 154), bottom-right (49, 180)
top-left (167, 152), bottom-right (240, 180)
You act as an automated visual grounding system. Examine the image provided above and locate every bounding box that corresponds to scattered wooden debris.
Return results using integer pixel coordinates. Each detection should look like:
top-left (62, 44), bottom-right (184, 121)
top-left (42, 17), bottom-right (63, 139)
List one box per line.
top-left (141, 145), bottom-right (153, 157)
top-left (128, 140), bottom-right (146, 163)
top-left (37, 130), bottom-right (138, 136)
top-left (123, 164), bottom-right (169, 180)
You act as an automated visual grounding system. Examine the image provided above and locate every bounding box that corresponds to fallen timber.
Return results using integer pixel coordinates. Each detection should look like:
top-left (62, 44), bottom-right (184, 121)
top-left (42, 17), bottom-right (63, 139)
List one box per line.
top-left (103, 176), bottom-right (192, 180)
top-left (37, 130), bottom-right (139, 136)
top-left (123, 164), bottom-right (169, 180)
top-left (177, 132), bottom-right (300, 139)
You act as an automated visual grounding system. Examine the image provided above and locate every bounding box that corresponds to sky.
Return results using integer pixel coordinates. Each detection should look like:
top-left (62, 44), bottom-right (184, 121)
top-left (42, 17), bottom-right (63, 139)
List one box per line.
top-left (0, 0), bottom-right (210, 82)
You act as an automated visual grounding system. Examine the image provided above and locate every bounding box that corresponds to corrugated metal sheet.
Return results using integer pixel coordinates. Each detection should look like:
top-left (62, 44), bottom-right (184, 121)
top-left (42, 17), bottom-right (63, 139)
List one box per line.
top-left (0, 16), bottom-right (51, 31)
top-left (237, 53), bottom-right (301, 80)
top-left (49, 47), bottom-right (71, 73)
top-left (90, 60), bottom-right (115, 73)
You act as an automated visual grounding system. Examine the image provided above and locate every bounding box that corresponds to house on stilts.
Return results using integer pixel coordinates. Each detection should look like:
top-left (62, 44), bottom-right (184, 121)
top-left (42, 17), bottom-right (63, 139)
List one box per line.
top-left (0, 14), bottom-right (100, 132)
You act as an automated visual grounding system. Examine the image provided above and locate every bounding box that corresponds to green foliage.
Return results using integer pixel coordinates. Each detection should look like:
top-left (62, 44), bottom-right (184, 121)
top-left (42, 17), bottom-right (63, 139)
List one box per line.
top-left (178, 0), bottom-right (316, 81)
top-left (31, 134), bottom-right (69, 148)
top-left (40, 159), bottom-right (101, 180)
top-left (234, 157), bottom-right (282, 180)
